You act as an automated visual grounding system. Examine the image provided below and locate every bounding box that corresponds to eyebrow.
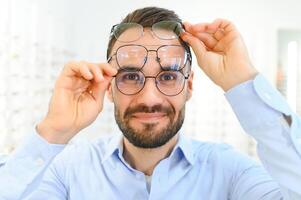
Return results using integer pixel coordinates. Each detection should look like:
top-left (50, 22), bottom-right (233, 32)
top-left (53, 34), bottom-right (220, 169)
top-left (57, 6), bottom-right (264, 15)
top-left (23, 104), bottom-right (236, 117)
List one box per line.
top-left (119, 66), bottom-right (141, 71)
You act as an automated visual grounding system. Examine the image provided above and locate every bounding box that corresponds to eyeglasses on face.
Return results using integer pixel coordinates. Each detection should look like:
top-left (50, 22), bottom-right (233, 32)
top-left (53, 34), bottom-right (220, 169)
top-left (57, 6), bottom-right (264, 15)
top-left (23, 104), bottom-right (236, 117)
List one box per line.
top-left (112, 69), bottom-right (190, 96)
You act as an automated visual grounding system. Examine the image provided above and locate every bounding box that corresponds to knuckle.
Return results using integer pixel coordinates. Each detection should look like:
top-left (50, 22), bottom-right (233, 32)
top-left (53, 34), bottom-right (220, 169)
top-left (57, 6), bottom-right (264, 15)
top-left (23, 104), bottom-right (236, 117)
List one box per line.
top-left (80, 62), bottom-right (89, 70)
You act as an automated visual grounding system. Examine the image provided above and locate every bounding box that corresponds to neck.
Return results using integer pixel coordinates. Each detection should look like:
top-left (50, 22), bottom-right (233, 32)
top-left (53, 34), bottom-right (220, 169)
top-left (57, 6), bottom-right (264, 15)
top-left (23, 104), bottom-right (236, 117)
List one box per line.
top-left (122, 134), bottom-right (179, 176)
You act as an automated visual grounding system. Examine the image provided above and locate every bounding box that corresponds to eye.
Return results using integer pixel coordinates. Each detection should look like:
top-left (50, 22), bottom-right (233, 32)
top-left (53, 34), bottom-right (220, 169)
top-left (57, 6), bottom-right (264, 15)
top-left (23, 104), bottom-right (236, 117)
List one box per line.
top-left (158, 71), bottom-right (178, 81)
top-left (119, 71), bottom-right (142, 82)
top-left (125, 73), bottom-right (140, 80)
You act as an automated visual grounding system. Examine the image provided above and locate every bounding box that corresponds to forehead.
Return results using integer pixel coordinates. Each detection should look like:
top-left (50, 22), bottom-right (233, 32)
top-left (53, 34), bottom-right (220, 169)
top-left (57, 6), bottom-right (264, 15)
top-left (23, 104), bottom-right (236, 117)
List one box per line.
top-left (111, 28), bottom-right (182, 53)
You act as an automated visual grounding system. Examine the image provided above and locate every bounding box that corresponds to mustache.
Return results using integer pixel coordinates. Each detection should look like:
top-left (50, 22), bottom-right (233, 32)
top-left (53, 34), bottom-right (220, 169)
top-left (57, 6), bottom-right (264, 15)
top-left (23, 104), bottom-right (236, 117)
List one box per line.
top-left (124, 104), bottom-right (174, 118)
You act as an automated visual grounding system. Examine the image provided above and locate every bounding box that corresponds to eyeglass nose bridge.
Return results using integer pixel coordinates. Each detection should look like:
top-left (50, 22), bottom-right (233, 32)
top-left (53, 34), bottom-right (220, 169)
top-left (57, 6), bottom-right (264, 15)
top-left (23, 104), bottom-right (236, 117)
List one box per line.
top-left (137, 75), bottom-right (163, 96)
top-left (142, 75), bottom-right (160, 87)
top-left (144, 49), bottom-right (161, 63)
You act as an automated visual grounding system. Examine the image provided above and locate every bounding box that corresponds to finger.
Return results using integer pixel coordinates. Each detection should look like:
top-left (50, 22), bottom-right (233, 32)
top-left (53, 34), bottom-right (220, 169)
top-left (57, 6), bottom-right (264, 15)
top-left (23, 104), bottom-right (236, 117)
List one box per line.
top-left (193, 32), bottom-right (218, 50)
top-left (207, 18), bottom-right (236, 33)
top-left (98, 63), bottom-right (118, 77)
top-left (183, 22), bottom-right (197, 34)
top-left (213, 29), bottom-right (225, 41)
top-left (208, 19), bottom-right (240, 52)
top-left (72, 78), bottom-right (91, 93)
top-left (190, 22), bottom-right (213, 33)
top-left (89, 77), bottom-right (111, 104)
top-left (87, 63), bottom-right (116, 101)
top-left (85, 62), bottom-right (104, 82)
top-left (184, 22), bottom-right (222, 49)
top-left (65, 62), bottom-right (117, 83)
top-left (55, 76), bottom-right (91, 94)
top-left (87, 62), bottom-right (118, 83)
top-left (184, 21), bottom-right (217, 35)
top-left (181, 32), bottom-right (207, 64)
top-left (91, 63), bottom-right (117, 84)
top-left (189, 19), bottom-right (235, 37)
top-left (63, 61), bottom-right (94, 81)
top-left (184, 21), bottom-right (208, 33)
top-left (83, 61), bottom-right (116, 83)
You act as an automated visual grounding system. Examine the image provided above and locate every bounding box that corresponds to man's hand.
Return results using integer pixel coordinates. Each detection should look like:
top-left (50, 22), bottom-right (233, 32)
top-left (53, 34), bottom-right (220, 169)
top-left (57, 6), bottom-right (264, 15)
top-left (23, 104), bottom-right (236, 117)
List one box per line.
top-left (181, 19), bottom-right (258, 91)
top-left (37, 61), bottom-right (117, 144)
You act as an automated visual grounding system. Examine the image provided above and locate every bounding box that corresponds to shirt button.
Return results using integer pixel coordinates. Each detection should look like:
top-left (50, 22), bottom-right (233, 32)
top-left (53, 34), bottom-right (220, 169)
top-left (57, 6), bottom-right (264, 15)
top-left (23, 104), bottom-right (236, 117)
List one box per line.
top-left (36, 158), bottom-right (44, 166)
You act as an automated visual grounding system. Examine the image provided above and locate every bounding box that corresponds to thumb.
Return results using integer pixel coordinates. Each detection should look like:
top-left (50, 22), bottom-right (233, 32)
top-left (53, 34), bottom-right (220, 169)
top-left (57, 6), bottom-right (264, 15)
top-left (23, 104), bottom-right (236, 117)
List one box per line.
top-left (90, 77), bottom-right (111, 106)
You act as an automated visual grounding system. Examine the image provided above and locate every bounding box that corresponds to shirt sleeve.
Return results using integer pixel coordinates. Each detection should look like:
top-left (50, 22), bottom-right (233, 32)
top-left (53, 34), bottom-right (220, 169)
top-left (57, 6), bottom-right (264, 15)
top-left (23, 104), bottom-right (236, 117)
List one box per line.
top-left (0, 127), bottom-right (65, 200)
top-left (225, 74), bottom-right (301, 200)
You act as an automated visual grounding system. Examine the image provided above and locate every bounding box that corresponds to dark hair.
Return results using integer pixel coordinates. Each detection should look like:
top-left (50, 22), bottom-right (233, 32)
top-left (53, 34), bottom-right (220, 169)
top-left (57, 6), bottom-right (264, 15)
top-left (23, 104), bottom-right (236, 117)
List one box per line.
top-left (106, 6), bottom-right (192, 66)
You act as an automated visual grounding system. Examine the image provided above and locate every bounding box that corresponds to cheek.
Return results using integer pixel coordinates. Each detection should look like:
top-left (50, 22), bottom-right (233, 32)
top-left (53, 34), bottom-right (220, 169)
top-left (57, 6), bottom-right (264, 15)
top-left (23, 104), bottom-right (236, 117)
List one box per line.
top-left (113, 96), bottom-right (130, 114)
top-left (169, 95), bottom-right (187, 115)
top-left (111, 83), bottom-right (128, 113)
top-left (182, 83), bottom-right (192, 101)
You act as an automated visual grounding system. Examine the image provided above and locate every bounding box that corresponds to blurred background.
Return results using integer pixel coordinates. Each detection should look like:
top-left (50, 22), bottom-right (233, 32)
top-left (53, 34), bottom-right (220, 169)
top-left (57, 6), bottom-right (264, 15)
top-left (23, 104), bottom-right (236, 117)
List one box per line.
top-left (0, 0), bottom-right (300, 159)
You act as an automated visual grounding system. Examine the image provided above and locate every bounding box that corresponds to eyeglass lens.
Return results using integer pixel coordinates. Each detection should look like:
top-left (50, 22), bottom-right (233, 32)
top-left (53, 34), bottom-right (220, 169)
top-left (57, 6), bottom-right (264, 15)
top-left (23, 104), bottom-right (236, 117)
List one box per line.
top-left (115, 69), bottom-right (186, 96)
top-left (116, 45), bottom-right (187, 71)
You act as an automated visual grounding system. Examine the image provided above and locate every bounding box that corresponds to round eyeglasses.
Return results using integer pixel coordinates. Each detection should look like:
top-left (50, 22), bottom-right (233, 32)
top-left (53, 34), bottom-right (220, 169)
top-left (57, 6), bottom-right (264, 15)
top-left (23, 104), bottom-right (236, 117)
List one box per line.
top-left (113, 69), bottom-right (190, 96)
top-left (108, 44), bottom-right (191, 71)
top-left (110, 21), bottom-right (184, 43)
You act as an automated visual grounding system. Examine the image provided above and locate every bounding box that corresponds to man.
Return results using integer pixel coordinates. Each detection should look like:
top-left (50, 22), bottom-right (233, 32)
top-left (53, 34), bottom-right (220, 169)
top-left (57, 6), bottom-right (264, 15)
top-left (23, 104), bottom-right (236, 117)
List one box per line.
top-left (0, 6), bottom-right (300, 200)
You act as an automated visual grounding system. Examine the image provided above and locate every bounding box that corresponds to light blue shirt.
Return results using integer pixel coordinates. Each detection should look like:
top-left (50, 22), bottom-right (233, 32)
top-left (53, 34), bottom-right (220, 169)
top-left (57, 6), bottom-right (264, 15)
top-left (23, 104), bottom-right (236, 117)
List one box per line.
top-left (0, 74), bottom-right (301, 200)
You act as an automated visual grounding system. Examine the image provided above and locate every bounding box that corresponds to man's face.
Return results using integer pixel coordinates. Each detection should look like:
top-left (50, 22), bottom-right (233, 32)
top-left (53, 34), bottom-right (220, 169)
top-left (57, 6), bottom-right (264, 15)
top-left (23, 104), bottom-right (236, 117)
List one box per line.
top-left (107, 28), bottom-right (193, 148)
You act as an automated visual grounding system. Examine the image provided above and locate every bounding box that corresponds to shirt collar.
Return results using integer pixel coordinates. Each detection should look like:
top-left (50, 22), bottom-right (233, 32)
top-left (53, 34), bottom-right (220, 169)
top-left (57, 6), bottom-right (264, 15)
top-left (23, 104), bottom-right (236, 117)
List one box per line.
top-left (102, 133), bottom-right (123, 164)
top-left (170, 132), bottom-right (196, 166)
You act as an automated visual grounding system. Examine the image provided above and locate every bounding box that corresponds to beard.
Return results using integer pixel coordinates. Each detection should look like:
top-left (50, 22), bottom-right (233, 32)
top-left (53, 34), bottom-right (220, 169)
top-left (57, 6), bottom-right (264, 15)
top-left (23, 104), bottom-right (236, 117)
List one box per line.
top-left (114, 103), bottom-right (185, 148)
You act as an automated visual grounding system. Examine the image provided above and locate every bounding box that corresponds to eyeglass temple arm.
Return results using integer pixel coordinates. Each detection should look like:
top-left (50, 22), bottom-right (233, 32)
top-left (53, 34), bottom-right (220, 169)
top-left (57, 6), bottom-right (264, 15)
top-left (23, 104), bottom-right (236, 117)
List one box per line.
top-left (110, 24), bottom-right (117, 35)
top-left (107, 56), bottom-right (113, 63)
top-left (174, 23), bottom-right (185, 35)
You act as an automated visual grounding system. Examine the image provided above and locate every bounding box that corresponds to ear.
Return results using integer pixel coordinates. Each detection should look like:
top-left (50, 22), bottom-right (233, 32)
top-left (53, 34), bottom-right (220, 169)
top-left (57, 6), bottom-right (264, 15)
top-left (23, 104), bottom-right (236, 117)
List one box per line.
top-left (186, 71), bottom-right (194, 101)
top-left (106, 81), bottom-right (114, 103)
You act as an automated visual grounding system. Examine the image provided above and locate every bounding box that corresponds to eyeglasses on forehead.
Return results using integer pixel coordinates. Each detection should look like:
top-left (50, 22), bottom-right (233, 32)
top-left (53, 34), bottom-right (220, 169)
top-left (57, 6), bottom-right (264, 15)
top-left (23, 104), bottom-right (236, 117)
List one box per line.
top-left (110, 20), bottom-right (185, 43)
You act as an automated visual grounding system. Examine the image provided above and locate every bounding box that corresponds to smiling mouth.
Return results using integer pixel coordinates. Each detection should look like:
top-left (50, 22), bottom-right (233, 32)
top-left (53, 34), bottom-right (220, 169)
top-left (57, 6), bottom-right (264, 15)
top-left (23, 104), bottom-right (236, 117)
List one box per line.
top-left (131, 112), bottom-right (167, 122)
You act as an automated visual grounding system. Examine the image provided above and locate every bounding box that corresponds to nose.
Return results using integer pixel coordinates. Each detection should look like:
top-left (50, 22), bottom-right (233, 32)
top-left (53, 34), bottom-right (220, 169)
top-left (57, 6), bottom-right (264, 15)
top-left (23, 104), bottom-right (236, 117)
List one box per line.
top-left (134, 49), bottom-right (164, 106)
top-left (135, 77), bottom-right (164, 107)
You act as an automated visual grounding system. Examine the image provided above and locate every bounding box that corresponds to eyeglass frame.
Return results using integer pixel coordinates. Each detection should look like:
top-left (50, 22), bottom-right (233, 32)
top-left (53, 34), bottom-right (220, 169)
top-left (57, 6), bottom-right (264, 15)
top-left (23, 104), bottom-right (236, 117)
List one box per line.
top-left (107, 22), bottom-right (193, 96)
top-left (109, 21), bottom-right (185, 42)
top-left (112, 68), bottom-right (190, 96)
top-left (107, 44), bottom-right (192, 71)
